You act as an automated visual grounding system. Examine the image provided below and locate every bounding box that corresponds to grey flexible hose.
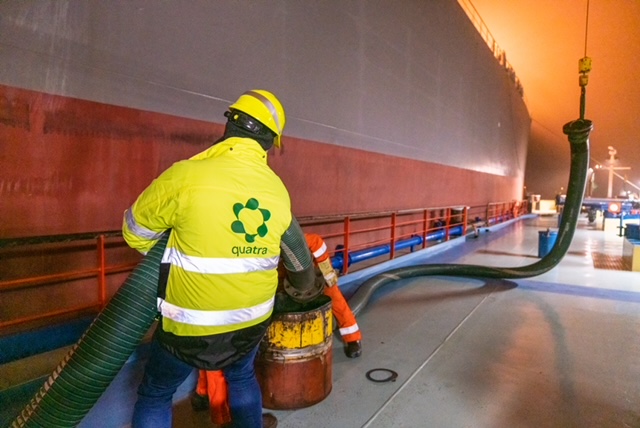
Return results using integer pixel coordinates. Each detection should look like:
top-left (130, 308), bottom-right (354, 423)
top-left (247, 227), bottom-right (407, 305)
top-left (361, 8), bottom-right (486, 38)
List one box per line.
top-left (281, 217), bottom-right (323, 302)
top-left (349, 119), bottom-right (593, 316)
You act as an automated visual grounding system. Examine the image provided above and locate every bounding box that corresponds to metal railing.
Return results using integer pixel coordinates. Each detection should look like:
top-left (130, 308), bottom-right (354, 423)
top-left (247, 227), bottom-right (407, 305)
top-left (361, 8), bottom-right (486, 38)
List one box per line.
top-left (0, 200), bottom-right (528, 333)
top-left (457, 0), bottom-right (524, 98)
top-left (0, 234), bottom-right (139, 331)
top-left (299, 206), bottom-right (469, 274)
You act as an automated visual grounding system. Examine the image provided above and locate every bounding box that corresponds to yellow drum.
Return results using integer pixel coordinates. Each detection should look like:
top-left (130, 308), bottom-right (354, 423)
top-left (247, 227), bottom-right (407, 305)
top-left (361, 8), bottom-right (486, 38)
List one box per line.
top-left (255, 294), bottom-right (333, 410)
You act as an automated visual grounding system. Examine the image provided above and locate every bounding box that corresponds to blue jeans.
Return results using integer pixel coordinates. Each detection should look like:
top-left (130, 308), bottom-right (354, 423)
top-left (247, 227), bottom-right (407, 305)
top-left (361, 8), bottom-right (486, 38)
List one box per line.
top-left (132, 339), bottom-right (264, 428)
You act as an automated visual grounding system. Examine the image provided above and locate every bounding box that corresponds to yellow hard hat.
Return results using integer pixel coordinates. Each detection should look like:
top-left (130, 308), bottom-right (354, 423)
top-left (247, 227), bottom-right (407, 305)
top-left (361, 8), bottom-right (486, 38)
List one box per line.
top-left (229, 90), bottom-right (286, 148)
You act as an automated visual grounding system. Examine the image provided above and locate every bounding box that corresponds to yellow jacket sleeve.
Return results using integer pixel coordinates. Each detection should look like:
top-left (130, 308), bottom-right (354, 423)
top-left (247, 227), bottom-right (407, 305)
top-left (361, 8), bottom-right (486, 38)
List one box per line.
top-left (122, 165), bottom-right (181, 254)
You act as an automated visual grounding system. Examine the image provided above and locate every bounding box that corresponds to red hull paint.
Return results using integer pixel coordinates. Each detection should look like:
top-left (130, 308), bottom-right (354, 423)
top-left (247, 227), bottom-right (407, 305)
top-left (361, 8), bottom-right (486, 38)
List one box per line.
top-left (1, 84), bottom-right (518, 239)
top-left (1, 85), bottom-right (221, 238)
top-left (270, 137), bottom-right (519, 217)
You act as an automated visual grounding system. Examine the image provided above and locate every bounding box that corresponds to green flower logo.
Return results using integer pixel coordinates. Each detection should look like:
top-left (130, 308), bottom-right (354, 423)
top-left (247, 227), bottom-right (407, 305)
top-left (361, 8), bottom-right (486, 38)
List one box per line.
top-left (231, 198), bottom-right (271, 243)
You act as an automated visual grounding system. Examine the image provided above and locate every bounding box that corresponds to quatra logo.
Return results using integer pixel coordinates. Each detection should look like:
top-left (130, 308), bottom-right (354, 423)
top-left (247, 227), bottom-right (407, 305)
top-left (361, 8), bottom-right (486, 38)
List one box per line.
top-left (231, 198), bottom-right (271, 243)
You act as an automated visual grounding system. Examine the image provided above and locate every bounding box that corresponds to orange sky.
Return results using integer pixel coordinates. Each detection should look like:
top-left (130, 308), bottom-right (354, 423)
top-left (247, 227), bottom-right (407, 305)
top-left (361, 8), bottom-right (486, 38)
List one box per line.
top-left (469, 0), bottom-right (640, 198)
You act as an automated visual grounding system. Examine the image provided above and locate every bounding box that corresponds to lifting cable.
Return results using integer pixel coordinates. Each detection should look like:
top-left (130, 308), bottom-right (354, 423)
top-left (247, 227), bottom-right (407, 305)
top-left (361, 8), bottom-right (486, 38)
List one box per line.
top-left (8, 3), bottom-right (596, 427)
top-left (349, 1), bottom-right (594, 317)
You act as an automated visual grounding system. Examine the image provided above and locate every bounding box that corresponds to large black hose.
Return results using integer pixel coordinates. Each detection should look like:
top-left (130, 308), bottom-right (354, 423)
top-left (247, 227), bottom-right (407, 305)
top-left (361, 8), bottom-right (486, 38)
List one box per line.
top-left (9, 234), bottom-right (169, 428)
top-left (6, 118), bottom-right (591, 426)
top-left (349, 119), bottom-right (593, 316)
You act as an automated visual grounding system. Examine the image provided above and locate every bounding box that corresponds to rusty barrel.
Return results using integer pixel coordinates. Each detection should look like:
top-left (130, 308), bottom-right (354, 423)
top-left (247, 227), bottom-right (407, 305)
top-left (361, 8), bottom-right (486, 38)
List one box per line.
top-left (255, 294), bottom-right (333, 409)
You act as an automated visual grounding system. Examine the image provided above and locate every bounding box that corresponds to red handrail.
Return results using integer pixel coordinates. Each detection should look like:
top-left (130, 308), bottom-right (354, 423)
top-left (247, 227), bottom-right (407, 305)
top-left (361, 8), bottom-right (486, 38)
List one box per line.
top-left (0, 200), bottom-right (529, 333)
top-left (0, 235), bottom-right (138, 332)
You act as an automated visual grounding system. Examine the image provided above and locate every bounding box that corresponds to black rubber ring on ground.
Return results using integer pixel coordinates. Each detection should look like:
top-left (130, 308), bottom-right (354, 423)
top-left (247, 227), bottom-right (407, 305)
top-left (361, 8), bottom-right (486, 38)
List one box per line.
top-left (366, 368), bottom-right (398, 383)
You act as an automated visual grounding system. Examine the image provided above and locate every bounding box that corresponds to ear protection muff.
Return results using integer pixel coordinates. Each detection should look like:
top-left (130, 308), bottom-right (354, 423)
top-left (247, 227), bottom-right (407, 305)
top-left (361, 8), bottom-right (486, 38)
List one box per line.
top-left (225, 110), bottom-right (272, 136)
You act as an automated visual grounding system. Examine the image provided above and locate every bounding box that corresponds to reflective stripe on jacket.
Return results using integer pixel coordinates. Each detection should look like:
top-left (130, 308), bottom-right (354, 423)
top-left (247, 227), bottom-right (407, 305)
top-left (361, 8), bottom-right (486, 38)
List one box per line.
top-left (304, 233), bottom-right (362, 342)
top-left (305, 233), bottom-right (338, 287)
top-left (123, 137), bottom-right (292, 336)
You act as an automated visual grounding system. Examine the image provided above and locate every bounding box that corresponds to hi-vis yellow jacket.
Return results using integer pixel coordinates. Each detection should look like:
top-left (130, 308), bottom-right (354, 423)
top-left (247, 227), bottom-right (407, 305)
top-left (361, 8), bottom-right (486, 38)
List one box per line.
top-left (123, 137), bottom-right (292, 337)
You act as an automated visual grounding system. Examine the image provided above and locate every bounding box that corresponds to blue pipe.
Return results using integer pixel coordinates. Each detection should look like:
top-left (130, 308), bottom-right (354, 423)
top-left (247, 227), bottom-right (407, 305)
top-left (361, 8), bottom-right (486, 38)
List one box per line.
top-left (332, 225), bottom-right (465, 271)
top-left (348, 118), bottom-right (593, 317)
top-left (487, 215), bottom-right (511, 225)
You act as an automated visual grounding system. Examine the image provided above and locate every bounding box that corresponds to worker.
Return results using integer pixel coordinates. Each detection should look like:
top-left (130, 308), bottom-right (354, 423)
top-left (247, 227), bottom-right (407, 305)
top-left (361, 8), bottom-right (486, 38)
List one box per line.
top-left (304, 232), bottom-right (362, 358)
top-left (123, 89), bottom-right (323, 428)
top-left (190, 233), bottom-right (362, 424)
top-left (191, 370), bottom-right (231, 426)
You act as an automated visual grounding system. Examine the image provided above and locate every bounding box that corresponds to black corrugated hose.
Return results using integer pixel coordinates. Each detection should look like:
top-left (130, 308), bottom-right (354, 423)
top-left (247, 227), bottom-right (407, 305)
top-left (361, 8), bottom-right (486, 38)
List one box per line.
top-left (7, 118), bottom-right (591, 427)
top-left (349, 119), bottom-right (593, 316)
top-left (9, 234), bottom-right (169, 428)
